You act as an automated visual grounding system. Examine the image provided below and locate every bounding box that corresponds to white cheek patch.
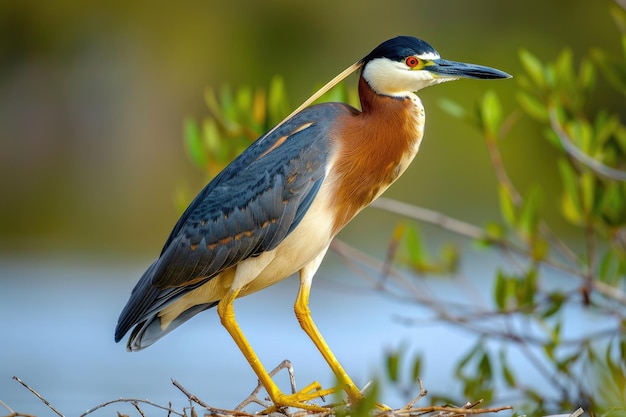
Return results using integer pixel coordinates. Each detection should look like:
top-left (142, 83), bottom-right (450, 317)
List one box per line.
top-left (362, 57), bottom-right (438, 97)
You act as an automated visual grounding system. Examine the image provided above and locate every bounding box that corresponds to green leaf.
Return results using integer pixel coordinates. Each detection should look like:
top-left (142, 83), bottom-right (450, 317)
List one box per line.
top-left (517, 91), bottom-right (548, 122)
top-left (544, 127), bottom-right (562, 148)
top-left (578, 57), bottom-right (596, 92)
top-left (599, 250), bottom-right (617, 283)
top-left (543, 341), bottom-right (555, 361)
top-left (553, 48), bottom-right (574, 88)
top-left (591, 48), bottom-right (626, 95)
top-left (235, 85), bottom-right (253, 117)
top-left (531, 237), bottom-right (549, 261)
top-left (610, 2), bottom-right (626, 33)
top-left (478, 351), bottom-right (493, 381)
top-left (251, 88), bottom-right (267, 129)
top-left (498, 184), bottom-right (517, 226)
top-left (411, 353), bottom-right (422, 383)
top-left (494, 270), bottom-right (509, 310)
top-left (404, 224), bottom-right (430, 271)
top-left (479, 222), bottom-right (505, 249)
top-left (385, 349), bottom-right (400, 383)
top-left (499, 349), bottom-right (517, 387)
top-left (456, 340), bottom-right (482, 376)
top-left (518, 186), bottom-right (542, 241)
top-left (541, 292), bottom-right (565, 318)
top-left (481, 90), bottom-right (503, 137)
top-left (551, 320), bottom-right (562, 345)
top-left (570, 118), bottom-right (594, 154)
top-left (580, 171), bottom-right (595, 215)
top-left (202, 119), bottom-right (221, 153)
top-left (438, 97), bottom-right (467, 120)
top-left (267, 75), bottom-right (290, 126)
top-left (516, 268), bottom-right (538, 308)
top-left (519, 49), bottom-right (545, 88)
top-left (558, 159), bottom-right (584, 224)
top-left (184, 117), bottom-right (207, 169)
top-left (441, 243), bottom-right (459, 273)
top-left (219, 84), bottom-right (237, 126)
top-left (594, 112), bottom-right (619, 148)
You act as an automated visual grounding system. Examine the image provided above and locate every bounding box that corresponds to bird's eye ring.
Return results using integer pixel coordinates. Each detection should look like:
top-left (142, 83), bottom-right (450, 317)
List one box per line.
top-left (405, 56), bottom-right (420, 68)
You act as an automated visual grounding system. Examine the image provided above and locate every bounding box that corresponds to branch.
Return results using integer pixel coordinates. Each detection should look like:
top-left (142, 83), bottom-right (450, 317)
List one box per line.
top-left (80, 399), bottom-right (183, 417)
top-left (369, 197), bottom-right (581, 277)
top-left (370, 198), bottom-right (484, 239)
top-left (7, 364), bottom-right (516, 417)
top-left (549, 108), bottom-right (626, 181)
top-left (11, 376), bottom-right (64, 417)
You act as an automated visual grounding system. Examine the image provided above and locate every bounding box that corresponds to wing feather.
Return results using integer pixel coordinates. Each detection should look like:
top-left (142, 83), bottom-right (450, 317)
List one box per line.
top-left (115, 103), bottom-right (354, 345)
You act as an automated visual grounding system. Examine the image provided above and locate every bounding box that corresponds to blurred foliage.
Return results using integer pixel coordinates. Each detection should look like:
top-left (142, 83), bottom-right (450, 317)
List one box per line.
top-left (183, 3), bottom-right (626, 416)
top-left (431, 3), bottom-right (626, 415)
top-left (184, 76), bottom-right (359, 179)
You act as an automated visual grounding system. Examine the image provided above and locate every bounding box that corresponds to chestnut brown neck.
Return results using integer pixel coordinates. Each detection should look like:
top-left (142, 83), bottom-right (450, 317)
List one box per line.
top-left (328, 76), bottom-right (425, 235)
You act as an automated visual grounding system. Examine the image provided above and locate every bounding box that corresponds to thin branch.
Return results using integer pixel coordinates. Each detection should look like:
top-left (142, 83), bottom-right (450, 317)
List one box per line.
top-left (387, 403), bottom-right (513, 417)
top-left (79, 398), bottom-right (184, 417)
top-left (549, 108), bottom-right (626, 181)
top-left (368, 197), bottom-right (626, 306)
top-left (401, 379), bottom-right (428, 410)
top-left (171, 379), bottom-right (214, 411)
top-left (0, 399), bottom-right (37, 417)
top-left (235, 359), bottom-right (301, 411)
top-left (484, 125), bottom-right (581, 266)
top-left (370, 198), bottom-right (484, 240)
top-left (593, 280), bottom-right (626, 305)
top-left (131, 401), bottom-right (147, 417)
top-left (369, 197), bottom-right (581, 277)
top-left (11, 376), bottom-right (64, 417)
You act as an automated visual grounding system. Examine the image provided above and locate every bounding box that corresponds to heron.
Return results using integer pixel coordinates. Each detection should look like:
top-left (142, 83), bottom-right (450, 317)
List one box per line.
top-left (115, 35), bottom-right (510, 412)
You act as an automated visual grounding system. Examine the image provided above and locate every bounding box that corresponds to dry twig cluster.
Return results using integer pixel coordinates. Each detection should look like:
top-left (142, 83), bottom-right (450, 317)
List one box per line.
top-left (2, 362), bottom-right (517, 417)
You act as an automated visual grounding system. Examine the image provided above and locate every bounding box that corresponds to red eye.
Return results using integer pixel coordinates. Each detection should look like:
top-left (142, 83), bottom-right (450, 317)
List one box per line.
top-left (405, 56), bottom-right (420, 68)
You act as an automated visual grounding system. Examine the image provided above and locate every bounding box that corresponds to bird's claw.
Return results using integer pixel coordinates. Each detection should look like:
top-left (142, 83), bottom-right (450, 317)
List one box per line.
top-left (375, 402), bottom-right (393, 411)
top-left (262, 381), bottom-right (336, 414)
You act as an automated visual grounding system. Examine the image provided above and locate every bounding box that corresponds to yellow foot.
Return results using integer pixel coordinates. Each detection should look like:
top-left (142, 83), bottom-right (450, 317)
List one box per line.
top-left (375, 402), bottom-right (392, 411)
top-left (263, 381), bottom-right (337, 413)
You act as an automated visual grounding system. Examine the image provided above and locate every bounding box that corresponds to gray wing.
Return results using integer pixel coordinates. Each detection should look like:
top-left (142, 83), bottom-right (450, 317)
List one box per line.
top-left (115, 103), bottom-right (354, 346)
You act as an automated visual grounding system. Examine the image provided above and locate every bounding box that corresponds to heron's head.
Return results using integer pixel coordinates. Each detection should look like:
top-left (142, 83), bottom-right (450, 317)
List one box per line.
top-left (361, 36), bottom-right (511, 97)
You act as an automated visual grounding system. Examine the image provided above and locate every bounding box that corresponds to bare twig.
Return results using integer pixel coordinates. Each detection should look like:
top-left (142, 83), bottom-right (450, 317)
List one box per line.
top-left (171, 379), bottom-right (256, 417)
top-left (131, 401), bottom-right (147, 417)
top-left (388, 403), bottom-right (513, 417)
top-left (12, 376), bottom-right (64, 417)
top-left (0, 400), bottom-right (15, 415)
top-left (171, 379), bottom-right (214, 410)
top-left (80, 398), bottom-right (184, 417)
top-left (9, 370), bottom-right (514, 417)
top-left (370, 198), bottom-right (484, 240)
top-left (235, 359), bottom-right (300, 410)
top-left (402, 379), bottom-right (428, 410)
top-left (0, 398), bottom-right (37, 417)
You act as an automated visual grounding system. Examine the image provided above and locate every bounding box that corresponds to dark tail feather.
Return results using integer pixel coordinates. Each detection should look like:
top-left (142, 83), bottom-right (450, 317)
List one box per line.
top-left (115, 259), bottom-right (162, 343)
top-left (114, 258), bottom-right (217, 349)
top-left (125, 302), bottom-right (218, 351)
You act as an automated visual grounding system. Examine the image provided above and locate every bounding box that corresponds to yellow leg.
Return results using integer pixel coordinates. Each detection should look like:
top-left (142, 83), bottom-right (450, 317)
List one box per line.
top-left (294, 271), bottom-right (365, 405)
top-left (217, 288), bottom-right (333, 412)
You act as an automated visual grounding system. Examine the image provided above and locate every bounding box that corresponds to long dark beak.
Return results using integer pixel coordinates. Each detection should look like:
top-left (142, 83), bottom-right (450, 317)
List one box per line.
top-left (427, 59), bottom-right (511, 79)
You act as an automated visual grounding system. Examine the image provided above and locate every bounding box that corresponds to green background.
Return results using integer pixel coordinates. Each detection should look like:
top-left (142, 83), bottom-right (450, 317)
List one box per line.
top-left (0, 0), bottom-right (620, 254)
